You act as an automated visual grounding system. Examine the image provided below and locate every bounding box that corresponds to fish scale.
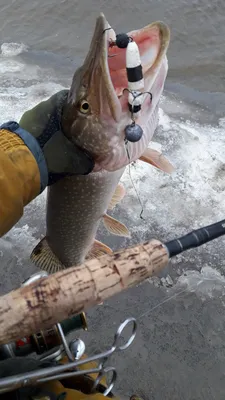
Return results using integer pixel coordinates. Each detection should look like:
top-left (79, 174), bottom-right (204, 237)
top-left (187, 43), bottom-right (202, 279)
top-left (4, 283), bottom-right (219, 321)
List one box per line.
top-left (46, 168), bottom-right (125, 267)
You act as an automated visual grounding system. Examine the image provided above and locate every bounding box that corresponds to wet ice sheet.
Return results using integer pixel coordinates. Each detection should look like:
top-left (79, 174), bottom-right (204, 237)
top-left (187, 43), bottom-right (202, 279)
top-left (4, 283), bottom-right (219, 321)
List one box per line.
top-left (1, 43), bottom-right (225, 399)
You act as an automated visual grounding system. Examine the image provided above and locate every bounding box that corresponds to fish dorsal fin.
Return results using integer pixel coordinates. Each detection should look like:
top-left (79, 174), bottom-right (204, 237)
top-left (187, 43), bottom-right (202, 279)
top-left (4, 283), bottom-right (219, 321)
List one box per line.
top-left (108, 183), bottom-right (126, 210)
top-left (139, 148), bottom-right (175, 174)
top-left (30, 237), bottom-right (65, 274)
top-left (103, 214), bottom-right (131, 238)
top-left (86, 239), bottom-right (113, 260)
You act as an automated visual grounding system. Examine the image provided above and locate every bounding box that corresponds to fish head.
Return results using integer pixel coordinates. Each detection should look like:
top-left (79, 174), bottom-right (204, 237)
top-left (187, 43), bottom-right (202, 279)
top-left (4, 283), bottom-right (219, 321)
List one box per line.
top-left (62, 13), bottom-right (170, 171)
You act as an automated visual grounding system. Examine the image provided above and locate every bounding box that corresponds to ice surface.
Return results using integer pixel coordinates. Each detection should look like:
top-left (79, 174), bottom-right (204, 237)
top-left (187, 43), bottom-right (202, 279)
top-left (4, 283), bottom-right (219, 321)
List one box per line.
top-left (0, 43), bottom-right (225, 295)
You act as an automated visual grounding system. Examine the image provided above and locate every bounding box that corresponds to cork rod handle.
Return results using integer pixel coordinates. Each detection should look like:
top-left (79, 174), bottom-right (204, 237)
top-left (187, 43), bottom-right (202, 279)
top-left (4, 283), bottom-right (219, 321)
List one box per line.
top-left (0, 239), bottom-right (169, 345)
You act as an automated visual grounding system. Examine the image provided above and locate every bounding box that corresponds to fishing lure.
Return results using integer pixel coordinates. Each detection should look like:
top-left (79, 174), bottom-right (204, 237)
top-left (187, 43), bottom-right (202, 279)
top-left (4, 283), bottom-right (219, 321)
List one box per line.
top-left (124, 39), bottom-right (145, 143)
top-left (103, 26), bottom-right (150, 143)
top-left (103, 26), bottom-right (132, 49)
top-left (109, 32), bottom-right (132, 49)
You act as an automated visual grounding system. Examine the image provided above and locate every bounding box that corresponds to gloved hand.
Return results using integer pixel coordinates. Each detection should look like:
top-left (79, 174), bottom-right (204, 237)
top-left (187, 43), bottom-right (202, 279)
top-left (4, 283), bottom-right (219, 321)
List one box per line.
top-left (3, 90), bottom-right (94, 186)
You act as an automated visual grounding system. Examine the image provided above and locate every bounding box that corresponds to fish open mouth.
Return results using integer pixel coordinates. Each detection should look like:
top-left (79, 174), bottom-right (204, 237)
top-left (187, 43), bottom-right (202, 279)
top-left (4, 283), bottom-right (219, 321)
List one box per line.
top-left (65, 14), bottom-right (170, 172)
top-left (83, 13), bottom-right (170, 124)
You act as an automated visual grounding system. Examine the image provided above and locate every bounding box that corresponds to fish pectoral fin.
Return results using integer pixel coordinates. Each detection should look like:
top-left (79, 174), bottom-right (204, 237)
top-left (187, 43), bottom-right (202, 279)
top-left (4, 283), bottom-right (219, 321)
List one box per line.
top-left (103, 214), bottom-right (131, 238)
top-left (108, 183), bottom-right (126, 210)
top-left (30, 237), bottom-right (65, 274)
top-left (86, 239), bottom-right (113, 260)
top-left (139, 148), bottom-right (175, 174)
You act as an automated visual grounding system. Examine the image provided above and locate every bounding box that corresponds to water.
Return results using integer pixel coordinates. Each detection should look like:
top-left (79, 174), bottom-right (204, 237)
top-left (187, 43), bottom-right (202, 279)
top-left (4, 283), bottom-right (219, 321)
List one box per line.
top-left (0, 1), bottom-right (225, 398)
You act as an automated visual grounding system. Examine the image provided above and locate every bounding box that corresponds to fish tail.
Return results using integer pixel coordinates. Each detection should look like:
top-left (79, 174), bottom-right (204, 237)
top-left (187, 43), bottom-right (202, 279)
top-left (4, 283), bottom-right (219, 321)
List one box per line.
top-left (30, 237), bottom-right (65, 274)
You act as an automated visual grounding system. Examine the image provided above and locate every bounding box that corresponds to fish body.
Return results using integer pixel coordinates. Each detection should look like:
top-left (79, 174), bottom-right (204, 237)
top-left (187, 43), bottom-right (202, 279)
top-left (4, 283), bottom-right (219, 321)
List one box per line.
top-left (31, 14), bottom-right (173, 273)
top-left (46, 168), bottom-right (125, 268)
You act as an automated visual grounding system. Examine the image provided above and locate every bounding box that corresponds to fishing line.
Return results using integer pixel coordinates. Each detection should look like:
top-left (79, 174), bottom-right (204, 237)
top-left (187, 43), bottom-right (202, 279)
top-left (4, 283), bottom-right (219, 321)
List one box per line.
top-left (138, 270), bottom-right (225, 321)
top-left (138, 285), bottom-right (193, 320)
top-left (124, 90), bottom-right (148, 219)
top-left (125, 141), bottom-right (144, 219)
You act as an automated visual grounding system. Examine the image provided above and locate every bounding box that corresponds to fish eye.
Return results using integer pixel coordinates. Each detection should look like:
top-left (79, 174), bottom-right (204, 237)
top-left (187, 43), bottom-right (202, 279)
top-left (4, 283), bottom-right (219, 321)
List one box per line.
top-left (79, 100), bottom-right (90, 114)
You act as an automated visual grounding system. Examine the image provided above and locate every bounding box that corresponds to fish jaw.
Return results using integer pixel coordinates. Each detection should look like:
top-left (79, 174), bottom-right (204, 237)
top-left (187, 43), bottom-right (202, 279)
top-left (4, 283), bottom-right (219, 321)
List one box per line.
top-left (62, 14), bottom-right (170, 172)
top-left (62, 13), bottom-right (122, 162)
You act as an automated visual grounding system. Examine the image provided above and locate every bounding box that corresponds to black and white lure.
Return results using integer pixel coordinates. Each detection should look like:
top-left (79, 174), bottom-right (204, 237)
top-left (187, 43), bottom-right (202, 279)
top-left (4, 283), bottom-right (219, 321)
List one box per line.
top-left (104, 27), bottom-right (152, 143)
top-left (124, 39), bottom-right (146, 143)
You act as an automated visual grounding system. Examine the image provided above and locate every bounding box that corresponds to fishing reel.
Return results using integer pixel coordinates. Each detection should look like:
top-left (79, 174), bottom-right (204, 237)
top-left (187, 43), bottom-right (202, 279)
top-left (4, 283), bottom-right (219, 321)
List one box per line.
top-left (0, 272), bottom-right (137, 397)
top-left (0, 272), bottom-right (88, 362)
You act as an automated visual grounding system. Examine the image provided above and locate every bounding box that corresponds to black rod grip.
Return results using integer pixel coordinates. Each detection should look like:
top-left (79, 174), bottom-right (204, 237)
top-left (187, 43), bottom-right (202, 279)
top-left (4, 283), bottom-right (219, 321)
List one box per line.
top-left (165, 219), bottom-right (225, 258)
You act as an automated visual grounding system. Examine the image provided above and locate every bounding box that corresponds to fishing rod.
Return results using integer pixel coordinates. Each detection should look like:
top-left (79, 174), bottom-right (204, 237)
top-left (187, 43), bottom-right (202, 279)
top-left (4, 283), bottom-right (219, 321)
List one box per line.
top-left (0, 217), bottom-right (224, 347)
top-left (0, 218), bottom-right (224, 394)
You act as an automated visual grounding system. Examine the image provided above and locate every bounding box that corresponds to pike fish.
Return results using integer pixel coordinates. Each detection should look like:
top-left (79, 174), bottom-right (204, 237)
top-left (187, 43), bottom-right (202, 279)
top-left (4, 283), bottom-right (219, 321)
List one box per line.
top-left (30, 14), bottom-right (173, 273)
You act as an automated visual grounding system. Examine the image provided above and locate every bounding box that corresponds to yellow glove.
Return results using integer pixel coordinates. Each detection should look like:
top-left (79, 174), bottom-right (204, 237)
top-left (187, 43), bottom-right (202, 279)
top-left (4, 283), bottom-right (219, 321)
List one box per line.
top-left (0, 128), bottom-right (41, 236)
